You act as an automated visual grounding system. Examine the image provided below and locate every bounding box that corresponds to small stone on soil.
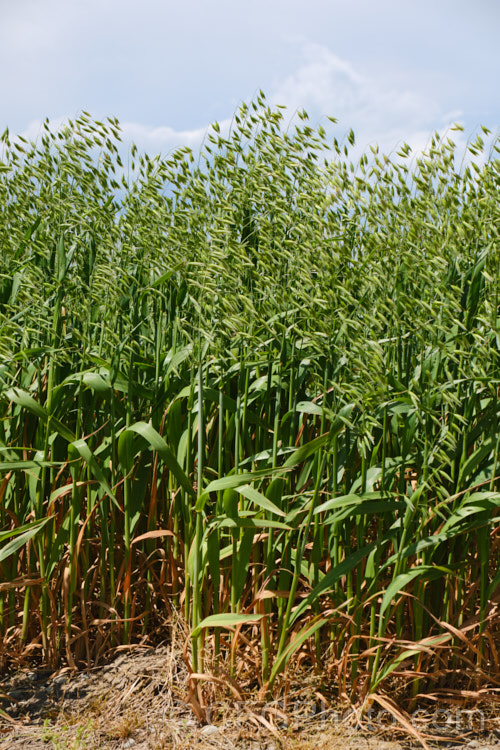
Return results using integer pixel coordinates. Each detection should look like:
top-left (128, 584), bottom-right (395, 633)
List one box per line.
top-left (201, 724), bottom-right (219, 736)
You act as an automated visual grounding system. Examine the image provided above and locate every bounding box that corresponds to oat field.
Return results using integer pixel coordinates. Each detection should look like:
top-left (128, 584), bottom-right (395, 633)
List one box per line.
top-left (1, 96), bottom-right (499, 714)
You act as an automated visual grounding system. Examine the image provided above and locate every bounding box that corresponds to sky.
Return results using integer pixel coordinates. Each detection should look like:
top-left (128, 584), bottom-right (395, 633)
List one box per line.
top-left (2, 0), bottom-right (499, 160)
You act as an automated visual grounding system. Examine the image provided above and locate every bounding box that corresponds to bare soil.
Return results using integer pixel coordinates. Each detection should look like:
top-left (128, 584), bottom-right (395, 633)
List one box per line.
top-left (1, 645), bottom-right (499, 750)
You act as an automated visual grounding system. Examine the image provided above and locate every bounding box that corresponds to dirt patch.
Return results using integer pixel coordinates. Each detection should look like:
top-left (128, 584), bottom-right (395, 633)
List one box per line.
top-left (1, 645), bottom-right (499, 750)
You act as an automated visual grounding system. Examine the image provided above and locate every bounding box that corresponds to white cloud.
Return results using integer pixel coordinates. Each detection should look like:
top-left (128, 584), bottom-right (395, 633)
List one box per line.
top-left (108, 43), bottom-right (471, 162)
top-left (17, 42), bottom-right (480, 168)
top-left (117, 119), bottom-right (233, 155)
top-left (270, 43), bottom-right (465, 157)
top-left (17, 114), bottom-right (221, 148)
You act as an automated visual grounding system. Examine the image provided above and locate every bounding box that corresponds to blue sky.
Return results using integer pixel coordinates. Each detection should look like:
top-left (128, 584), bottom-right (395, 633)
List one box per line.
top-left (2, 0), bottom-right (499, 158)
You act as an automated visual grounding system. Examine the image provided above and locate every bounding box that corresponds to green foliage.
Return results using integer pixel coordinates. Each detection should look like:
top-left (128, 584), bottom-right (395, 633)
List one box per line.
top-left (0, 98), bottom-right (499, 704)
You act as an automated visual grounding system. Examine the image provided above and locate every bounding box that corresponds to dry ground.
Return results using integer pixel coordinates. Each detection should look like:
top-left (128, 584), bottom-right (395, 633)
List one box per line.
top-left (1, 644), bottom-right (499, 750)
